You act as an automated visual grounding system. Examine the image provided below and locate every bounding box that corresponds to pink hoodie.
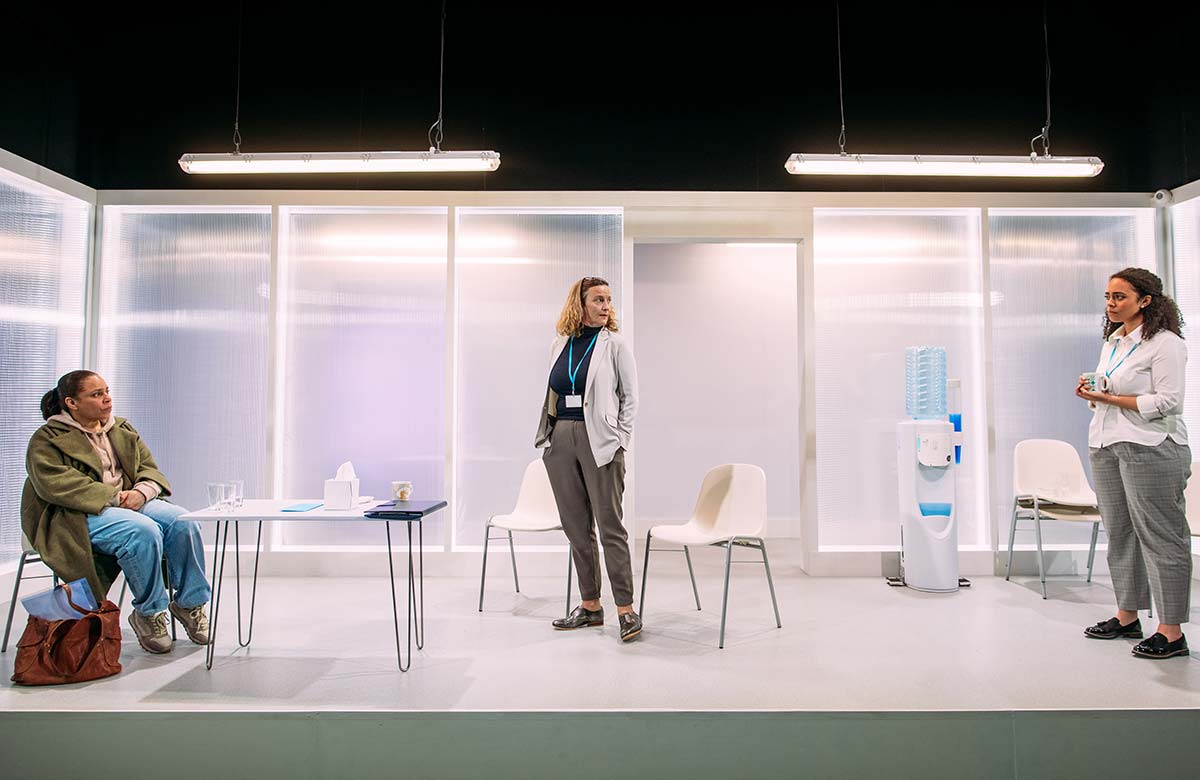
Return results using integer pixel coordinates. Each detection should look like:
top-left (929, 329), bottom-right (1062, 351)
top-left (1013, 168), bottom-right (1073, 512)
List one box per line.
top-left (50, 413), bottom-right (162, 507)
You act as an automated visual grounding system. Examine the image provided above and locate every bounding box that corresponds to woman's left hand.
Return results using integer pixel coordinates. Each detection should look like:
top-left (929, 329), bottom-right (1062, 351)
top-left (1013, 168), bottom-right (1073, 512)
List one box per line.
top-left (1075, 385), bottom-right (1110, 405)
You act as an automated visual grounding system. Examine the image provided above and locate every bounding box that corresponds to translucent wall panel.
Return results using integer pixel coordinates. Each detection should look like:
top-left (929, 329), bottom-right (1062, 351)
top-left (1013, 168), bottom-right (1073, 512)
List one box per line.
top-left (1175, 197), bottom-right (1200, 555)
top-left (455, 210), bottom-right (622, 548)
top-left (278, 209), bottom-right (447, 547)
top-left (0, 169), bottom-right (89, 567)
top-left (1173, 199), bottom-right (1200, 551)
top-left (633, 243), bottom-right (801, 536)
top-left (814, 209), bottom-right (988, 548)
top-left (990, 209), bottom-right (1155, 545)
top-left (98, 208), bottom-right (271, 515)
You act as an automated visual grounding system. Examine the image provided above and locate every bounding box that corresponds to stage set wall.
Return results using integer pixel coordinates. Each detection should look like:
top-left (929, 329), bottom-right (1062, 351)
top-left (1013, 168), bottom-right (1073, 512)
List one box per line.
top-left (3, 145), bottom-right (1199, 591)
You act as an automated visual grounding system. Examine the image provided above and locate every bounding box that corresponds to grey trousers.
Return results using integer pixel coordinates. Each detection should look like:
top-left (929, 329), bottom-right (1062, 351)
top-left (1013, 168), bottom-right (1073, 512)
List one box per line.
top-left (543, 420), bottom-right (634, 606)
top-left (1090, 439), bottom-right (1193, 624)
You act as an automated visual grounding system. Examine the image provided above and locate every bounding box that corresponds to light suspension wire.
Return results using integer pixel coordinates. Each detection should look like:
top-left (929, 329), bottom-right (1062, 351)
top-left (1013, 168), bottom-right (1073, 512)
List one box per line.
top-left (232, 0), bottom-right (244, 154)
top-left (1029, 0), bottom-right (1052, 157)
top-left (428, 0), bottom-right (447, 152)
top-left (836, 0), bottom-right (847, 155)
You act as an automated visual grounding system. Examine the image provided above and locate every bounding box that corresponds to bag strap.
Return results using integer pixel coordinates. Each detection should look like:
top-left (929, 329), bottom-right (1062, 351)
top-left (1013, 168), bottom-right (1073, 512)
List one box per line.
top-left (61, 582), bottom-right (94, 616)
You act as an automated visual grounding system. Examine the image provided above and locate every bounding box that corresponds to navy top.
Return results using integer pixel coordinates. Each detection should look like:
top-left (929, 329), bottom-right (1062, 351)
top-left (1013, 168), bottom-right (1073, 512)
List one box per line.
top-left (549, 325), bottom-right (604, 421)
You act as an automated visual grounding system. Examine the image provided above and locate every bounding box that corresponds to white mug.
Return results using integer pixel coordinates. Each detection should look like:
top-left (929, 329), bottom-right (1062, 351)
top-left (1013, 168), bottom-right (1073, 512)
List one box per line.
top-left (391, 481), bottom-right (414, 501)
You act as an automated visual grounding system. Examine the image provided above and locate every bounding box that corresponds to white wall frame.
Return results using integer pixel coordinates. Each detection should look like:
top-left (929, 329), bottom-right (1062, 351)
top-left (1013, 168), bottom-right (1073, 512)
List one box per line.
top-left (1172, 178), bottom-right (1200, 206)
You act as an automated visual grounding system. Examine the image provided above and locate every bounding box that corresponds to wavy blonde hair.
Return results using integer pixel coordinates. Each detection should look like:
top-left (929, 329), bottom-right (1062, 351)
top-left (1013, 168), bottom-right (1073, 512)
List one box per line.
top-left (556, 277), bottom-right (619, 336)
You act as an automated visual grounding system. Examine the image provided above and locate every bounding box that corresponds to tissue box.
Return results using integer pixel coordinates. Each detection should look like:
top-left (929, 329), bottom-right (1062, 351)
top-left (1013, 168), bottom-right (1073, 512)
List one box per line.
top-left (323, 478), bottom-right (360, 510)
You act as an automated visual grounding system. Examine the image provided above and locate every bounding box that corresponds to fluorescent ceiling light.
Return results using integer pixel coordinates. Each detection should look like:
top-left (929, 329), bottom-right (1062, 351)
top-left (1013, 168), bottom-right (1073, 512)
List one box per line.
top-left (785, 153), bottom-right (1103, 178)
top-left (178, 150), bottom-right (501, 175)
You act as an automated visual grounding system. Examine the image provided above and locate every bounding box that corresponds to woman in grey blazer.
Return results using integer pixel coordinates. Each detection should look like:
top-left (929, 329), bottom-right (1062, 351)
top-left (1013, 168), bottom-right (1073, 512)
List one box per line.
top-left (535, 276), bottom-right (641, 641)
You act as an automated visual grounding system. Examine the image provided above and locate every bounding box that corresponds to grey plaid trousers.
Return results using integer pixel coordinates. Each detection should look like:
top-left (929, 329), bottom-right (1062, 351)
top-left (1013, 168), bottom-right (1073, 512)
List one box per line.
top-left (1090, 438), bottom-right (1193, 624)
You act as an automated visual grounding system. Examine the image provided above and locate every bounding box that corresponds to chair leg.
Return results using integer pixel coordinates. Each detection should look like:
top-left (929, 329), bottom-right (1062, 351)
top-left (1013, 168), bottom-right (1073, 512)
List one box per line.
top-left (1086, 522), bottom-right (1100, 583)
top-left (637, 530), bottom-right (652, 615)
top-left (1005, 501), bottom-right (1019, 581)
top-left (1033, 511), bottom-right (1047, 599)
top-left (683, 545), bottom-right (701, 610)
top-left (478, 521), bottom-right (491, 612)
top-left (163, 557), bottom-right (176, 640)
top-left (118, 576), bottom-right (128, 609)
top-left (564, 553), bottom-right (574, 618)
top-left (718, 539), bottom-right (735, 649)
top-left (2, 552), bottom-right (29, 653)
top-left (507, 530), bottom-right (520, 593)
top-left (760, 540), bottom-right (782, 628)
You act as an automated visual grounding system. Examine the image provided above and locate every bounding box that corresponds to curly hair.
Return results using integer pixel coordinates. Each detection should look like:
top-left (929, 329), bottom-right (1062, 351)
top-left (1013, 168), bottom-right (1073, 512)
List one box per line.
top-left (555, 276), bottom-right (619, 336)
top-left (1103, 267), bottom-right (1184, 341)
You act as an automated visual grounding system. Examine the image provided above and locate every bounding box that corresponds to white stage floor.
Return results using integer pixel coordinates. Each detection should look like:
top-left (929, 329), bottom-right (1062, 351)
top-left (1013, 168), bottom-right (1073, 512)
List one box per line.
top-left (2, 566), bottom-right (1197, 712)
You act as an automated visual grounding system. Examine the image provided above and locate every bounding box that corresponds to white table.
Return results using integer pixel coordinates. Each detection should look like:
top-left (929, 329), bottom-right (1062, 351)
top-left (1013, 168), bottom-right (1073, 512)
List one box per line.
top-left (181, 498), bottom-right (446, 671)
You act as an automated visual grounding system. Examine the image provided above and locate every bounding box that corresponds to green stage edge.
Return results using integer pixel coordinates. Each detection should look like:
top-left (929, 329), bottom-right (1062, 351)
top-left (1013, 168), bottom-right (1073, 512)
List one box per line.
top-left (2, 710), bottom-right (1197, 779)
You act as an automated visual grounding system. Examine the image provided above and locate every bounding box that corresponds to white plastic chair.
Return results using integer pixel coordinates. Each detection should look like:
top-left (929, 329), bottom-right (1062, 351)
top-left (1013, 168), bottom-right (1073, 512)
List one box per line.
top-left (1006, 439), bottom-right (1103, 599)
top-left (478, 459), bottom-right (573, 616)
top-left (638, 464), bottom-right (781, 648)
top-left (2, 531), bottom-right (58, 653)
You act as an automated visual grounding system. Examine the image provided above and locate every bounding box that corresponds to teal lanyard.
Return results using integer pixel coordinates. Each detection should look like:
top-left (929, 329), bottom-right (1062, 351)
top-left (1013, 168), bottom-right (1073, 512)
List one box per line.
top-left (568, 331), bottom-right (600, 394)
top-left (1105, 341), bottom-right (1139, 379)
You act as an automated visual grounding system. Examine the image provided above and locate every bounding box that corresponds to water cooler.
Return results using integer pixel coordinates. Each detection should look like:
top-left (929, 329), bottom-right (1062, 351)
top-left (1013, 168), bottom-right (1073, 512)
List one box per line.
top-left (893, 347), bottom-right (963, 593)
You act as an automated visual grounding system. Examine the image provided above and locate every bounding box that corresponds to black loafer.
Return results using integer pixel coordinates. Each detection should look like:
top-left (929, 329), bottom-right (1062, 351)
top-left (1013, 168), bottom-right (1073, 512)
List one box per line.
top-left (1132, 632), bottom-right (1189, 659)
top-left (619, 612), bottom-right (642, 642)
top-left (1084, 617), bottom-right (1144, 640)
top-left (553, 605), bottom-right (604, 630)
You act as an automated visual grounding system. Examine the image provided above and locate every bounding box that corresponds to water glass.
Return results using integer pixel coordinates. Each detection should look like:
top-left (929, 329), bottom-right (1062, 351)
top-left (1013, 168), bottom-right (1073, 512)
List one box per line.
top-left (228, 479), bottom-right (245, 509)
top-left (206, 482), bottom-right (230, 512)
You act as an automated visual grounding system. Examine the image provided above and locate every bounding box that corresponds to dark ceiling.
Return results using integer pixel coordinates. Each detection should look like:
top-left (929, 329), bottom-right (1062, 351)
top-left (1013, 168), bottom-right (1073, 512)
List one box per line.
top-left (3, 1), bottom-right (1197, 193)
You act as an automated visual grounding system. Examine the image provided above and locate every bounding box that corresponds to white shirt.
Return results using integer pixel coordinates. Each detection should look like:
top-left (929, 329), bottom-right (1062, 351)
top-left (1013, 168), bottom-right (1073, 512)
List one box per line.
top-left (1088, 323), bottom-right (1188, 448)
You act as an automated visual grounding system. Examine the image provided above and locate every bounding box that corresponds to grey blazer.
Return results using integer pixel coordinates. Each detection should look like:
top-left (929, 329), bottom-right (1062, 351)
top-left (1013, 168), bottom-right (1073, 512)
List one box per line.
top-left (534, 329), bottom-right (638, 467)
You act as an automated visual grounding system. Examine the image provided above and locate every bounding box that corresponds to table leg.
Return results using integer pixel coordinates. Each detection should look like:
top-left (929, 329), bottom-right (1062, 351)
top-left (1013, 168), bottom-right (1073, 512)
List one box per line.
top-left (205, 520), bottom-right (230, 671)
top-left (386, 520), bottom-right (412, 671)
top-left (412, 520), bottom-right (424, 649)
top-left (233, 520), bottom-right (263, 648)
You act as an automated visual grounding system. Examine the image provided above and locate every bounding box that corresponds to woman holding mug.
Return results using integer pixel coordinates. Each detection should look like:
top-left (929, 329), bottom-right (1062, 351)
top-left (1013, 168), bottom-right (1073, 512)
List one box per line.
top-left (1077, 268), bottom-right (1191, 659)
top-left (535, 276), bottom-right (641, 641)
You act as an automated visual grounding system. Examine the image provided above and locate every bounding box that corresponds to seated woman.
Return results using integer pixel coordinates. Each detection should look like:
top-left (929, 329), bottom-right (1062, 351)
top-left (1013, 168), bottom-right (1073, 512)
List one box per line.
top-left (21, 370), bottom-right (212, 654)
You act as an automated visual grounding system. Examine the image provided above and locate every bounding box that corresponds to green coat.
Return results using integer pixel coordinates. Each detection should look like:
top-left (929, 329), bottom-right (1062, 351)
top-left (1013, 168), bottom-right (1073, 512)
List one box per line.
top-left (21, 416), bottom-right (172, 600)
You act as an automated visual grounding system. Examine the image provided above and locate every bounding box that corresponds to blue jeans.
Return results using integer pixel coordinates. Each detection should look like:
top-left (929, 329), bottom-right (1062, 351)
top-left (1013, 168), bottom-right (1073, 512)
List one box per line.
top-left (87, 499), bottom-right (211, 616)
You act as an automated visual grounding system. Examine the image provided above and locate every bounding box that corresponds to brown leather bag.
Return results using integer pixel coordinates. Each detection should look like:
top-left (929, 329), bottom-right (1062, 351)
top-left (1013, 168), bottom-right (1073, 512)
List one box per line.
top-left (11, 582), bottom-right (122, 686)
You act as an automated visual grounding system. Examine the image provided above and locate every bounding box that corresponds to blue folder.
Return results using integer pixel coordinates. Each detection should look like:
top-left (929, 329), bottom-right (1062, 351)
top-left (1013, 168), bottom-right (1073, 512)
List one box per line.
top-left (21, 578), bottom-right (98, 621)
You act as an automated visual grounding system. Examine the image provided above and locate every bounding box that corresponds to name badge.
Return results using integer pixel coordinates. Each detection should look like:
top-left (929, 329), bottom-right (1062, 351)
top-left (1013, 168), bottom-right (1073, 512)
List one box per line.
top-left (565, 395), bottom-right (583, 408)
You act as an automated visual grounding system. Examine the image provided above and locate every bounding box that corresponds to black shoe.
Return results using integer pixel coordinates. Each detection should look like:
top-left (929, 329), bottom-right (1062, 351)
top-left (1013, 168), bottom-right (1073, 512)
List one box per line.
top-left (553, 605), bottom-right (604, 630)
top-left (1084, 617), bottom-right (1143, 640)
top-left (619, 612), bottom-right (642, 642)
top-left (1132, 632), bottom-right (1189, 659)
